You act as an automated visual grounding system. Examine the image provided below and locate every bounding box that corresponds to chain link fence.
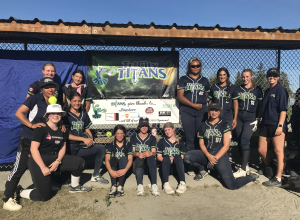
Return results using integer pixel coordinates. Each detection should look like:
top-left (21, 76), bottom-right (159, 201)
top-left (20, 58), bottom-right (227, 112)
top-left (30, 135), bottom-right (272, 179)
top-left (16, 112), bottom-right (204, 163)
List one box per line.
top-left (1, 43), bottom-right (299, 148)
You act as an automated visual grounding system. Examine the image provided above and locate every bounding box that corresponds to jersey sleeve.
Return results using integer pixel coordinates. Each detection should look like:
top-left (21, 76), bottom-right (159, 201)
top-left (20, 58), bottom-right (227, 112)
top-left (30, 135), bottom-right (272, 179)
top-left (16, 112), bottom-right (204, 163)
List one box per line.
top-left (23, 95), bottom-right (38, 111)
top-left (222, 122), bottom-right (231, 134)
top-left (126, 142), bottom-right (133, 155)
top-left (31, 127), bottom-right (45, 143)
top-left (62, 116), bottom-right (70, 128)
top-left (27, 81), bottom-right (39, 96)
top-left (129, 135), bottom-right (136, 147)
top-left (179, 140), bottom-right (186, 154)
top-left (63, 131), bottom-right (67, 143)
top-left (278, 87), bottom-right (288, 112)
top-left (231, 85), bottom-right (240, 100)
top-left (106, 143), bottom-right (113, 155)
top-left (150, 136), bottom-right (157, 149)
top-left (197, 124), bottom-right (204, 139)
top-left (257, 86), bottom-right (263, 100)
top-left (177, 77), bottom-right (185, 90)
top-left (208, 86), bottom-right (214, 100)
top-left (204, 78), bottom-right (210, 93)
top-left (85, 87), bottom-right (92, 101)
top-left (156, 139), bottom-right (163, 154)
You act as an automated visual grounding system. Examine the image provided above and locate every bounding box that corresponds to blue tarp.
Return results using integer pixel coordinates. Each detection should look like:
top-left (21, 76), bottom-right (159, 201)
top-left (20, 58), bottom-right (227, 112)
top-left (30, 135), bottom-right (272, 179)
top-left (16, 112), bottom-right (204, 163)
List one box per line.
top-left (0, 51), bottom-right (87, 163)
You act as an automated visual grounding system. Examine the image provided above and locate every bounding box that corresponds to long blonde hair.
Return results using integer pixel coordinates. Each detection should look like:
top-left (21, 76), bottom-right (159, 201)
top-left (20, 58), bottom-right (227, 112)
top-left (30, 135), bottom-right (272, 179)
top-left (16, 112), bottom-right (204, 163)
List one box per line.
top-left (163, 122), bottom-right (180, 144)
top-left (242, 69), bottom-right (256, 90)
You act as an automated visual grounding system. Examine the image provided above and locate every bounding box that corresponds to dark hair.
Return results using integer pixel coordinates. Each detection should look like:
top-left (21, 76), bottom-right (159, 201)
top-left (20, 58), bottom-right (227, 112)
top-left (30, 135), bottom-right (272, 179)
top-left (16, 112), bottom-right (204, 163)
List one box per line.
top-left (137, 117), bottom-right (150, 132)
top-left (66, 92), bottom-right (81, 112)
top-left (112, 125), bottom-right (127, 157)
top-left (72, 69), bottom-right (85, 84)
top-left (217, 67), bottom-right (231, 102)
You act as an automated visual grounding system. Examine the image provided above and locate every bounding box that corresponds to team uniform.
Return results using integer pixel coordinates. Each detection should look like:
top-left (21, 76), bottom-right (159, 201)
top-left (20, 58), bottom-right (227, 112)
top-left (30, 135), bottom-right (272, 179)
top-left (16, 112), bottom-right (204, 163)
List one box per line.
top-left (62, 84), bottom-right (92, 110)
top-left (184, 120), bottom-right (256, 190)
top-left (63, 111), bottom-right (106, 178)
top-left (209, 84), bottom-right (239, 129)
top-left (260, 83), bottom-right (288, 137)
top-left (3, 93), bottom-right (56, 202)
top-left (157, 138), bottom-right (186, 184)
top-left (130, 133), bottom-right (157, 186)
top-left (236, 85), bottom-right (263, 150)
top-left (27, 78), bottom-right (61, 98)
top-left (177, 74), bottom-right (210, 151)
top-left (27, 125), bottom-right (85, 201)
top-left (106, 141), bottom-right (133, 187)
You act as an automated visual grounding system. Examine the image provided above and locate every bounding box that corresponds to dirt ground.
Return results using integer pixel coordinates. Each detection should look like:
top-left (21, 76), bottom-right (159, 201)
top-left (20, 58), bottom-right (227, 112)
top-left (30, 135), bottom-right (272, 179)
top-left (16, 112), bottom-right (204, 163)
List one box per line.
top-left (1, 183), bottom-right (300, 220)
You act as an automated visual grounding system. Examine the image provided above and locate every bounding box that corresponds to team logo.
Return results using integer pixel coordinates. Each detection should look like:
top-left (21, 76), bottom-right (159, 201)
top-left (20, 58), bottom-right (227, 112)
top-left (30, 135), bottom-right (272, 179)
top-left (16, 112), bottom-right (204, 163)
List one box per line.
top-left (29, 87), bottom-right (34, 92)
top-left (46, 133), bottom-right (51, 140)
top-left (270, 94), bottom-right (275, 97)
top-left (145, 107), bottom-right (154, 114)
top-left (91, 101), bottom-right (106, 119)
top-left (44, 78), bottom-right (53, 83)
top-left (159, 111), bottom-right (171, 116)
top-left (55, 140), bottom-right (60, 144)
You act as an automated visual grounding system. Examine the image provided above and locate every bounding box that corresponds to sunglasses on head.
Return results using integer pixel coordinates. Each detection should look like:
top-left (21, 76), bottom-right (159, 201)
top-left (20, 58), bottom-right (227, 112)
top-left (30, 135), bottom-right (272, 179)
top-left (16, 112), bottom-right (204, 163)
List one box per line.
top-left (190, 65), bottom-right (201, 68)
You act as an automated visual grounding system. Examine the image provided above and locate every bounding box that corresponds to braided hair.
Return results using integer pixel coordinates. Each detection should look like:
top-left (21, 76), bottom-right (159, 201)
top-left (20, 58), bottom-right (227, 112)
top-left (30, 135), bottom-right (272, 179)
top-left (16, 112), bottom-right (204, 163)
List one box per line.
top-left (217, 67), bottom-right (231, 102)
top-left (112, 125), bottom-right (127, 157)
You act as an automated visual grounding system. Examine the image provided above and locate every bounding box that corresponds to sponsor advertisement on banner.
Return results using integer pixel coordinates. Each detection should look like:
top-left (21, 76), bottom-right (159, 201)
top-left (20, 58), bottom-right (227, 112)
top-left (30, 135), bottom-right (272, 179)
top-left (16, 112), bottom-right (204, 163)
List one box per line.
top-left (89, 99), bottom-right (179, 124)
top-left (87, 51), bottom-right (179, 99)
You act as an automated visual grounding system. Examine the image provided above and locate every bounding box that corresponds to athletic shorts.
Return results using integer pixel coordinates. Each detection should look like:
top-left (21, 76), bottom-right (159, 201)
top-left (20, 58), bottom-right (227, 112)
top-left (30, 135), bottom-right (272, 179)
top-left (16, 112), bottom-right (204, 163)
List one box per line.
top-left (259, 124), bottom-right (287, 138)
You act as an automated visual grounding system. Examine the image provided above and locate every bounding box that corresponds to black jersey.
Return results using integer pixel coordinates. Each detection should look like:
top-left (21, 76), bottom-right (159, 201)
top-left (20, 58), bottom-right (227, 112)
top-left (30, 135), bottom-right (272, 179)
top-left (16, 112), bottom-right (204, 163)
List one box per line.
top-left (197, 120), bottom-right (231, 152)
top-left (262, 83), bottom-right (288, 126)
top-left (31, 124), bottom-right (66, 154)
top-left (237, 85), bottom-right (263, 113)
top-left (106, 142), bottom-right (133, 159)
top-left (209, 84), bottom-right (239, 111)
top-left (157, 137), bottom-right (185, 157)
top-left (130, 133), bottom-right (157, 153)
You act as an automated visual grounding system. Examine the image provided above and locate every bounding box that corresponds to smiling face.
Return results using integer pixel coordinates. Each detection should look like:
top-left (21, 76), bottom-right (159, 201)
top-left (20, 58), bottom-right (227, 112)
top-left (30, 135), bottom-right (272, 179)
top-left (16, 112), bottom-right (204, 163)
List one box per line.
top-left (189, 60), bottom-right (201, 75)
top-left (267, 74), bottom-right (279, 86)
top-left (140, 125), bottom-right (149, 134)
top-left (72, 73), bottom-right (83, 86)
top-left (218, 71), bottom-right (228, 84)
top-left (42, 65), bottom-right (56, 78)
top-left (48, 113), bottom-right (62, 124)
top-left (115, 129), bottom-right (125, 142)
top-left (242, 71), bottom-right (253, 85)
top-left (209, 109), bottom-right (221, 120)
top-left (164, 127), bottom-right (175, 138)
top-left (41, 84), bottom-right (56, 98)
top-left (70, 95), bottom-right (81, 110)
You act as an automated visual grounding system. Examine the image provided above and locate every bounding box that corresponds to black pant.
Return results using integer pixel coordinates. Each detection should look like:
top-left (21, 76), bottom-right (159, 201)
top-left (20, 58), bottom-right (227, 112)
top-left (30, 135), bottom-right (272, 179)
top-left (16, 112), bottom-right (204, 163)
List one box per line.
top-left (161, 155), bottom-right (185, 184)
top-left (28, 154), bottom-right (85, 201)
top-left (109, 157), bottom-right (128, 187)
top-left (3, 136), bottom-right (31, 202)
top-left (236, 111), bottom-right (256, 150)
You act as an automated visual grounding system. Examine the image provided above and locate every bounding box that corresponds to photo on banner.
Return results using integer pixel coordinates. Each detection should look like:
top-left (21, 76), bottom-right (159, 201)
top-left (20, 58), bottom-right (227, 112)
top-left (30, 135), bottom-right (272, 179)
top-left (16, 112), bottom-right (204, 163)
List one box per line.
top-left (86, 51), bottom-right (179, 99)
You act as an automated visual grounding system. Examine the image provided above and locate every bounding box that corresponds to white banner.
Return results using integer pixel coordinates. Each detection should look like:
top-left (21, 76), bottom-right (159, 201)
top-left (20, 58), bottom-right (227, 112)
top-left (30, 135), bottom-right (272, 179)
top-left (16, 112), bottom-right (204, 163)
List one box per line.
top-left (88, 99), bottom-right (179, 124)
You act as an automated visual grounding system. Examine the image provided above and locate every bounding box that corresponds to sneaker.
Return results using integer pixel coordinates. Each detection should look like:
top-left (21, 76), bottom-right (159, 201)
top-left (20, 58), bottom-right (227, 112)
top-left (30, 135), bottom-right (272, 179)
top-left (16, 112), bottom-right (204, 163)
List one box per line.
top-left (233, 168), bottom-right (247, 178)
top-left (150, 184), bottom-right (160, 196)
top-left (3, 198), bottom-right (22, 211)
top-left (262, 177), bottom-right (282, 187)
top-left (109, 185), bottom-right (117, 198)
top-left (194, 170), bottom-right (209, 181)
top-left (187, 171), bottom-right (195, 176)
top-left (246, 165), bottom-right (250, 175)
top-left (176, 181), bottom-right (187, 194)
top-left (69, 185), bottom-right (92, 193)
top-left (117, 185), bottom-right (124, 197)
top-left (265, 167), bottom-right (274, 179)
top-left (91, 174), bottom-right (109, 184)
top-left (249, 172), bottom-right (259, 181)
top-left (137, 184), bottom-right (145, 196)
top-left (163, 182), bottom-right (175, 195)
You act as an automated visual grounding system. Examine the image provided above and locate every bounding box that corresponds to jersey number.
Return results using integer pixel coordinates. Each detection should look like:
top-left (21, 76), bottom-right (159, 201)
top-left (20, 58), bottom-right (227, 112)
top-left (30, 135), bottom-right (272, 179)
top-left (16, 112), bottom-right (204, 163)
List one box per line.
top-left (216, 138), bottom-right (222, 143)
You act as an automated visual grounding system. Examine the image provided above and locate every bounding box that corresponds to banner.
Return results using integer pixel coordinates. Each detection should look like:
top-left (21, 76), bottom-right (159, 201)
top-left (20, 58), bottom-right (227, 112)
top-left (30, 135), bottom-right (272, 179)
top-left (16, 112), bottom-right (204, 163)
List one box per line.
top-left (88, 99), bottom-right (179, 124)
top-left (87, 51), bottom-right (179, 98)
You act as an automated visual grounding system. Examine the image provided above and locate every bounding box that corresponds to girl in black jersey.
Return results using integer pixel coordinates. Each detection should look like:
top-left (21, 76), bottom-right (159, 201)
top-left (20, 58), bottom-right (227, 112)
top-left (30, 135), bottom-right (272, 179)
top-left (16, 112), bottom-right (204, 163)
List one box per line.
top-left (184, 102), bottom-right (258, 190)
top-left (234, 69), bottom-right (263, 178)
top-left (19, 104), bottom-right (91, 202)
top-left (157, 122), bottom-right (186, 195)
top-left (106, 125), bottom-right (133, 198)
top-left (209, 68), bottom-right (239, 130)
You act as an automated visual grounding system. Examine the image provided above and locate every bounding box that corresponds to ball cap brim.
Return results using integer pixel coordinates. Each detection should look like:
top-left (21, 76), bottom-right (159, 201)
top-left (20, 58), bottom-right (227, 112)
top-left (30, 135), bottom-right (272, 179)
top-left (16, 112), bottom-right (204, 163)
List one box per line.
top-left (43, 104), bottom-right (66, 119)
top-left (208, 102), bottom-right (222, 111)
top-left (266, 68), bottom-right (280, 77)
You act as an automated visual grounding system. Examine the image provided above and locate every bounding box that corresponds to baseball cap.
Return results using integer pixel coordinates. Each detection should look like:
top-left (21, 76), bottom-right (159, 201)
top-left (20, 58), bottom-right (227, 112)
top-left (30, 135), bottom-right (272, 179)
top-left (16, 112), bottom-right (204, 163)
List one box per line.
top-left (39, 77), bottom-right (57, 88)
top-left (208, 102), bottom-right (222, 111)
top-left (138, 118), bottom-right (150, 127)
top-left (43, 104), bottom-right (66, 118)
top-left (266, 68), bottom-right (280, 77)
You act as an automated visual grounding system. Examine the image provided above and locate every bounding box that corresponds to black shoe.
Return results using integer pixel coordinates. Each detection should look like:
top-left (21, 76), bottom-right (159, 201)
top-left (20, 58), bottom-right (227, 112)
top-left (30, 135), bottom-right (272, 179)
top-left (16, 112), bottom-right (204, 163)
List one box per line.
top-left (69, 185), bottom-right (92, 193)
top-left (249, 172), bottom-right (259, 181)
top-left (262, 177), bottom-right (282, 187)
top-left (194, 170), bottom-right (208, 181)
top-left (265, 167), bottom-right (274, 179)
top-left (109, 185), bottom-right (117, 198)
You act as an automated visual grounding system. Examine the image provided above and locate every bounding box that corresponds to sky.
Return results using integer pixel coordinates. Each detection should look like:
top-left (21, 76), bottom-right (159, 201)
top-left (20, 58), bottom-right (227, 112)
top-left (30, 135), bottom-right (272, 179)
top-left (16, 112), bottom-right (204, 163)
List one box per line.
top-left (1, 0), bottom-right (300, 29)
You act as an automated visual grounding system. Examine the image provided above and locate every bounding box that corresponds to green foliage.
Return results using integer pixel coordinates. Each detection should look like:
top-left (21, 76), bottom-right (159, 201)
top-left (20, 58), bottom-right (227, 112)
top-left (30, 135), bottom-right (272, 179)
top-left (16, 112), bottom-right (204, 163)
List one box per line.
top-left (208, 74), bottom-right (218, 87)
top-left (254, 62), bottom-right (269, 93)
top-left (279, 71), bottom-right (293, 96)
top-left (234, 71), bottom-right (243, 86)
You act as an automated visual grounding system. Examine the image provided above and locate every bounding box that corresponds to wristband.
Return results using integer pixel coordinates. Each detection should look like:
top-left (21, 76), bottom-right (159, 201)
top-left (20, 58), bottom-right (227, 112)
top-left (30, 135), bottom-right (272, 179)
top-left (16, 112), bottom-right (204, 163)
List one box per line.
top-left (56, 159), bottom-right (62, 164)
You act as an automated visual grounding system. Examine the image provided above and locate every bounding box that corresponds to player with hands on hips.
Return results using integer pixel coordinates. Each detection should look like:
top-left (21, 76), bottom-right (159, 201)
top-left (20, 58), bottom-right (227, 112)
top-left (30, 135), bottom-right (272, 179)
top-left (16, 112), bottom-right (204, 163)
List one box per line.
top-left (184, 102), bottom-right (259, 190)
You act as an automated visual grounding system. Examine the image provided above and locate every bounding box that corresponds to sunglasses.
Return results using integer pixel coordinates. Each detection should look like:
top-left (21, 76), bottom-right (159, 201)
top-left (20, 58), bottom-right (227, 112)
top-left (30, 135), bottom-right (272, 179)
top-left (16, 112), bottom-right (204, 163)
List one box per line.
top-left (267, 74), bottom-right (278, 78)
top-left (190, 65), bottom-right (201, 68)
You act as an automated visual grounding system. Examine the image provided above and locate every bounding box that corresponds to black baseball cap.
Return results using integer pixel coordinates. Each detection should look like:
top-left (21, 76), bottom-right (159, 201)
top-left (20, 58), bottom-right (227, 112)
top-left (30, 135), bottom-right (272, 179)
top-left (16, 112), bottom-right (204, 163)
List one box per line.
top-left (138, 118), bottom-right (150, 127)
top-left (267, 68), bottom-right (280, 77)
top-left (208, 102), bottom-right (222, 111)
top-left (39, 77), bottom-right (57, 88)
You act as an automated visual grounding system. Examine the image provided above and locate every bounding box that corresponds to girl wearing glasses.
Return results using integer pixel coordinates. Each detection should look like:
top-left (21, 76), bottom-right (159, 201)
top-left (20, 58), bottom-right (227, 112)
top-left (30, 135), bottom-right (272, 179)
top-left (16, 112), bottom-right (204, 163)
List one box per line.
top-left (258, 68), bottom-right (288, 187)
top-left (177, 58), bottom-right (210, 178)
top-left (106, 125), bottom-right (133, 198)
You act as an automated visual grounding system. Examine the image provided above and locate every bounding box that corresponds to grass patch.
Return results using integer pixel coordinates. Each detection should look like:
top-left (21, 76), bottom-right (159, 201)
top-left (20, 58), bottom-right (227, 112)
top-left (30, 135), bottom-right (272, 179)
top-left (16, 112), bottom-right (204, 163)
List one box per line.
top-left (103, 193), bottom-right (111, 207)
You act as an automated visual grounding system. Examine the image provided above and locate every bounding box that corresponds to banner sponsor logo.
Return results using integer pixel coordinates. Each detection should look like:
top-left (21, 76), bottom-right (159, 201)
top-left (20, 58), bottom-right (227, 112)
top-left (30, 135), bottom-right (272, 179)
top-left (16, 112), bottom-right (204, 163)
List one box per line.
top-left (118, 108), bottom-right (137, 112)
top-left (162, 104), bottom-right (177, 108)
top-left (145, 107), bottom-right (154, 114)
top-left (92, 102), bottom-right (106, 119)
top-left (159, 111), bottom-right (171, 116)
top-left (106, 113), bottom-right (119, 121)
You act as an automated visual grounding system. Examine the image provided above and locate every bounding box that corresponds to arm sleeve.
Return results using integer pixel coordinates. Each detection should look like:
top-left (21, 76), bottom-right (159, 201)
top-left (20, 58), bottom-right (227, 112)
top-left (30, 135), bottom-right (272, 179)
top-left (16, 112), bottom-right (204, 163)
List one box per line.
top-left (106, 143), bottom-right (113, 155)
top-left (130, 135), bottom-right (136, 147)
top-left (85, 87), bottom-right (93, 101)
top-left (84, 113), bottom-right (92, 129)
top-left (62, 116), bottom-right (70, 128)
top-left (27, 82), bottom-right (39, 96)
top-left (205, 78), bottom-right (210, 93)
top-left (126, 142), bottom-right (133, 155)
top-left (179, 140), bottom-right (186, 154)
top-left (31, 127), bottom-right (45, 143)
top-left (231, 85), bottom-right (240, 100)
top-left (23, 95), bottom-right (38, 110)
top-left (150, 136), bottom-right (157, 149)
top-left (197, 125), bottom-right (204, 139)
top-left (278, 87), bottom-right (288, 112)
top-left (222, 122), bottom-right (231, 134)
top-left (257, 87), bottom-right (263, 100)
top-left (177, 77), bottom-right (185, 90)
top-left (156, 140), bottom-right (163, 154)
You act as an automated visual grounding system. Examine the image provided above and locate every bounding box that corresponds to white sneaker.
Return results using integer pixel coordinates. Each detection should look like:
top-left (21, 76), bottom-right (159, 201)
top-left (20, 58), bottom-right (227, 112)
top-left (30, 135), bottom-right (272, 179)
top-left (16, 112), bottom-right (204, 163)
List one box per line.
top-left (176, 181), bottom-right (186, 194)
top-left (233, 168), bottom-right (247, 178)
top-left (137, 184), bottom-right (145, 196)
top-left (246, 165), bottom-right (250, 175)
top-left (163, 182), bottom-right (174, 195)
top-left (3, 198), bottom-right (22, 211)
top-left (151, 184), bottom-right (160, 196)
